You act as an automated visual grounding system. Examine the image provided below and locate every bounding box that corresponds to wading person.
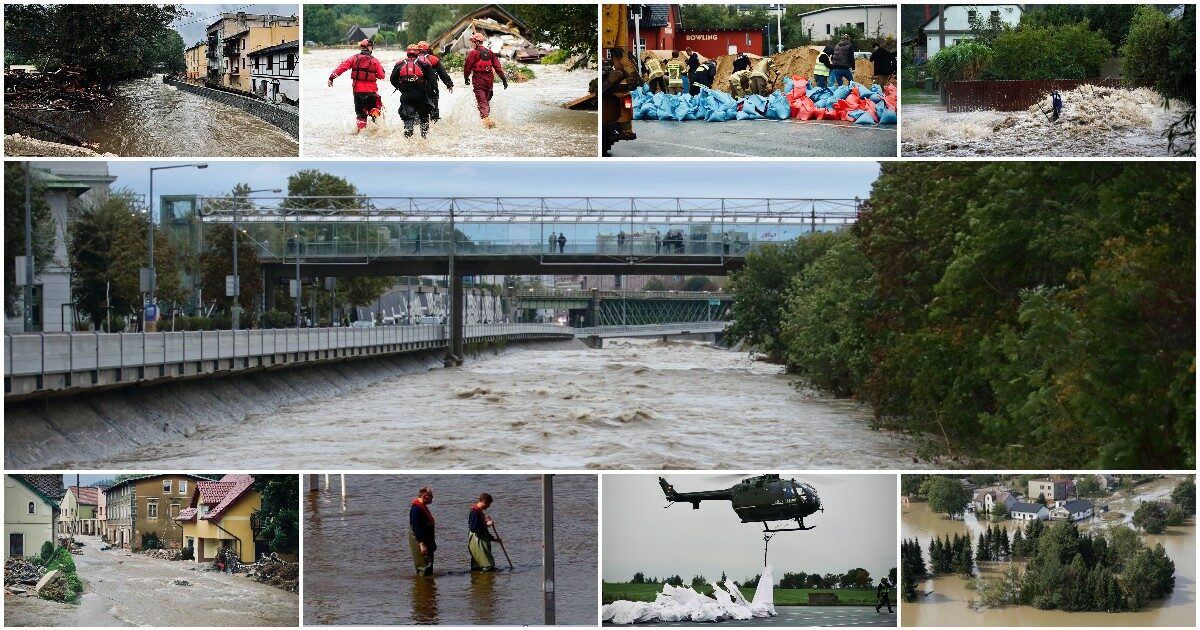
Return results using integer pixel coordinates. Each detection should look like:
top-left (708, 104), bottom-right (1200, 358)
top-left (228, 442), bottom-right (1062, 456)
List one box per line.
top-left (409, 486), bottom-right (436, 576)
top-left (463, 32), bottom-right (508, 129)
top-left (390, 44), bottom-right (435, 138)
top-left (328, 39), bottom-right (386, 133)
top-left (829, 34), bottom-right (855, 87)
top-left (416, 41), bottom-right (454, 122)
top-left (467, 493), bottom-right (499, 571)
top-left (875, 577), bottom-right (893, 613)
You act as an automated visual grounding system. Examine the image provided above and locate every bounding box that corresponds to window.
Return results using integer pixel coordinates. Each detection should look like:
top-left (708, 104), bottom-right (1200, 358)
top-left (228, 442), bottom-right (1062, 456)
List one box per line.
top-left (856, 22), bottom-right (864, 31)
top-left (825, 24), bottom-right (830, 35)
top-left (170, 501), bottom-right (180, 518)
top-left (967, 10), bottom-right (978, 23)
top-left (147, 500), bottom-right (158, 519)
top-left (268, 54), bottom-right (274, 70)
top-left (286, 53), bottom-right (294, 71)
top-left (990, 10), bottom-right (1000, 21)
top-left (179, 480), bottom-right (187, 496)
top-left (163, 479), bottom-right (172, 494)
top-left (27, 502), bottom-right (35, 514)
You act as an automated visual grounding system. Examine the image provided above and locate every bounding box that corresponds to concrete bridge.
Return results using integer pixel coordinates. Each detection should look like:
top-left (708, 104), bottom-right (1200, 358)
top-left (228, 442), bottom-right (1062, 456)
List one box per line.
top-left (4, 322), bottom-right (728, 401)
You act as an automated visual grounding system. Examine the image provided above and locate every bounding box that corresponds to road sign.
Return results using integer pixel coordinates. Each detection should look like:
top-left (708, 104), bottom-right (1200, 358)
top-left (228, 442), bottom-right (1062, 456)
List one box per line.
top-left (226, 275), bottom-right (239, 297)
top-left (13, 256), bottom-right (30, 285)
top-left (139, 267), bottom-right (156, 293)
top-left (143, 303), bottom-right (158, 322)
top-left (709, 298), bottom-right (721, 306)
top-left (289, 279), bottom-right (301, 298)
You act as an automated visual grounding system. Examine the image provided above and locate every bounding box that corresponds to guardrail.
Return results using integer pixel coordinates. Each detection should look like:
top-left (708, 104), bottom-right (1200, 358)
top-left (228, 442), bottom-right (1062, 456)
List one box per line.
top-left (575, 321), bottom-right (729, 337)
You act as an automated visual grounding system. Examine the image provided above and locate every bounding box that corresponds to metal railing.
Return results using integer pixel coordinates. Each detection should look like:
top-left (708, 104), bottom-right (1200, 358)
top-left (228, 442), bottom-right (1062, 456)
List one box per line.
top-left (575, 321), bottom-right (728, 336)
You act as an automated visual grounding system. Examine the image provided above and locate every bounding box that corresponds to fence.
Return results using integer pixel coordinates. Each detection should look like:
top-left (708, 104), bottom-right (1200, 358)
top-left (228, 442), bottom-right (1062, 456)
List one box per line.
top-left (944, 78), bottom-right (1122, 112)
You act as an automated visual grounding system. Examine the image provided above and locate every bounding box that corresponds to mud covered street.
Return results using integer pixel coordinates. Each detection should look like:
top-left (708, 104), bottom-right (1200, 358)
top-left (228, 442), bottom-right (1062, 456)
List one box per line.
top-left (4, 536), bottom-right (298, 627)
top-left (303, 48), bottom-right (596, 157)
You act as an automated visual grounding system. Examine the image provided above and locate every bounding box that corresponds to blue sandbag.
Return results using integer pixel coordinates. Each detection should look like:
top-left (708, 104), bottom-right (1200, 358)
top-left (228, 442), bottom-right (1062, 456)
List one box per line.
top-left (854, 110), bottom-right (876, 125)
top-left (783, 76), bottom-right (794, 95)
top-left (832, 85), bottom-right (852, 100)
top-left (877, 108), bottom-right (897, 124)
top-left (766, 91), bottom-right (790, 120)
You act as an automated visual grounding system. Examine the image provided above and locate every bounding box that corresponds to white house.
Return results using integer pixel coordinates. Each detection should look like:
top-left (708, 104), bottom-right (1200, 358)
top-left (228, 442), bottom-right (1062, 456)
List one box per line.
top-left (5, 475), bottom-right (64, 559)
top-left (971, 486), bottom-right (1017, 513)
top-left (4, 163), bottom-right (115, 334)
top-left (922, 4), bottom-right (1024, 58)
top-left (799, 4), bottom-right (897, 41)
top-left (1050, 499), bottom-right (1095, 522)
top-left (1009, 501), bottom-right (1050, 521)
top-left (247, 40), bottom-right (299, 105)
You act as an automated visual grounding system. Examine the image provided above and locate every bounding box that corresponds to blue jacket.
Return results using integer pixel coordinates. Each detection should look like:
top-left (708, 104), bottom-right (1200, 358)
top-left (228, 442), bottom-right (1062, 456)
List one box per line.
top-left (468, 506), bottom-right (494, 541)
top-left (410, 502), bottom-right (436, 547)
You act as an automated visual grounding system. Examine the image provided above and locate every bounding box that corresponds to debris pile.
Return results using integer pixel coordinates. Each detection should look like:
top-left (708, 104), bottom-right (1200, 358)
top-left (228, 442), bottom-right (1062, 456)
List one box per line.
top-left (712, 47), bottom-right (875, 94)
top-left (245, 553), bottom-right (299, 592)
top-left (440, 17), bottom-right (542, 60)
top-left (632, 76), bottom-right (897, 125)
top-left (603, 566), bottom-right (777, 624)
top-left (140, 548), bottom-right (184, 560)
top-left (34, 570), bottom-right (73, 602)
top-left (5, 558), bottom-right (44, 588)
top-left (4, 67), bottom-right (111, 111)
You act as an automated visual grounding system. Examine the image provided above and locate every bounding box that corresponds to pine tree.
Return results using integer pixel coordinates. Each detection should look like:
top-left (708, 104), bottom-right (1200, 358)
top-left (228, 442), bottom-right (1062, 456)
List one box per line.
top-left (999, 526), bottom-right (1011, 557)
top-left (977, 532), bottom-right (989, 561)
top-left (1012, 527), bottom-right (1025, 558)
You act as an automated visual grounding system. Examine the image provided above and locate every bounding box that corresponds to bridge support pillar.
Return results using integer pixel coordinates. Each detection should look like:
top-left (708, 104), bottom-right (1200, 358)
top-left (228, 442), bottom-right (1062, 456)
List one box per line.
top-left (447, 274), bottom-right (465, 366)
top-left (585, 335), bottom-right (603, 349)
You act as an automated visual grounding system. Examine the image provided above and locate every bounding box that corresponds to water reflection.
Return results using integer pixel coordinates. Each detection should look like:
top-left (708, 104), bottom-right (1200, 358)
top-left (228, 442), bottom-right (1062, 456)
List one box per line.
top-left (411, 576), bottom-right (439, 624)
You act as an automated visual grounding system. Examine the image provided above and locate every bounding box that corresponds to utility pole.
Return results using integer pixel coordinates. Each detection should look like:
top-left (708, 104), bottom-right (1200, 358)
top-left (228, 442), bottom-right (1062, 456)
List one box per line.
top-left (542, 474), bottom-right (556, 625)
top-left (23, 162), bottom-right (34, 333)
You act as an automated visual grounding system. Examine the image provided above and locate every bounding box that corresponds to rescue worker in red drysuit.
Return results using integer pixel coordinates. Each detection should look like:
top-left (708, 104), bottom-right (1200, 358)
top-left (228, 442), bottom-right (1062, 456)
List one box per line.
top-left (390, 44), bottom-right (436, 138)
top-left (416, 40), bottom-right (454, 122)
top-left (462, 32), bottom-right (507, 129)
top-left (328, 39), bottom-right (386, 133)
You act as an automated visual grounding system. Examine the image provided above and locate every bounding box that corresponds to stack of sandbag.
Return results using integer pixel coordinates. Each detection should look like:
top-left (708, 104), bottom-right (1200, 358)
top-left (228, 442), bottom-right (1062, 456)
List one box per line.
top-left (630, 77), bottom-right (897, 125)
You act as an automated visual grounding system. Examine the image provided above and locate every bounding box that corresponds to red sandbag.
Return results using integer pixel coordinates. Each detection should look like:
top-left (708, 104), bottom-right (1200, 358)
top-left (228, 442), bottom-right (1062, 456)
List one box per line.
top-left (832, 100), bottom-right (852, 121)
top-left (792, 94), bottom-right (816, 120)
top-left (790, 74), bottom-right (809, 99)
top-left (860, 97), bottom-right (878, 122)
top-left (844, 87), bottom-right (861, 110)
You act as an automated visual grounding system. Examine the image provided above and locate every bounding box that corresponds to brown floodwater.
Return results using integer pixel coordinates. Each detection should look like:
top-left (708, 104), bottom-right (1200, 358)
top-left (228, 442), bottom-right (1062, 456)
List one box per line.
top-left (900, 477), bottom-right (1196, 627)
top-left (303, 474), bottom-right (597, 625)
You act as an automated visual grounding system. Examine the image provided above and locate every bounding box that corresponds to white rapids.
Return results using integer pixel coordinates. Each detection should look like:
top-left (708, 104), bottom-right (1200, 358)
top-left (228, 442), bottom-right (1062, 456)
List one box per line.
top-left (603, 566), bottom-right (778, 624)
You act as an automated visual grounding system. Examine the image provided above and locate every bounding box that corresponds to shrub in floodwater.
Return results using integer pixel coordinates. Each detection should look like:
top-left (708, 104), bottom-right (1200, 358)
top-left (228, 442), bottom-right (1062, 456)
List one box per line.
top-left (928, 42), bottom-right (992, 82)
top-left (541, 49), bottom-right (569, 65)
top-left (985, 22), bottom-right (1112, 80)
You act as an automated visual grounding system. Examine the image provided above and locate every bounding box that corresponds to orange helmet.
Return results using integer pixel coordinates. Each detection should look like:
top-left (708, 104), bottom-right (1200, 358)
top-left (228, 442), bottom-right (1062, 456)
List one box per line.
top-left (469, 33), bottom-right (485, 44)
top-left (358, 39), bottom-right (371, 48)
top-left (406, 43), bottom-right (419, 54)
top-left (417, 40), bottom-right (430, 52)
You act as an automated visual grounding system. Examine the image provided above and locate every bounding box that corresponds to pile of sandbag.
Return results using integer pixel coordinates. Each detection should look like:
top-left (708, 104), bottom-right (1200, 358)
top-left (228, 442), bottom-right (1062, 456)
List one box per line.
top-left (630, 75), bottom-right (897, 125)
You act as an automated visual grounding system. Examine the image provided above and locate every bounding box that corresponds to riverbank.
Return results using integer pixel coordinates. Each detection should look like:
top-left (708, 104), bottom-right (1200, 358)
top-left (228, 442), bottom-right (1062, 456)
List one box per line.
top-left (162, 77), bottom-right (298, 139)
top-left (603, 583), bottom-right (879, 606)
top-left (3, 133), bottom-right (110, 156)
top-left (5, 338), bottom-right (582, 469)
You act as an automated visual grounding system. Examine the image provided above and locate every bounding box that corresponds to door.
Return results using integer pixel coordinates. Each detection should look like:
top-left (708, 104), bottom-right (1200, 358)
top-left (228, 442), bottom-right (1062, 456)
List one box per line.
top-left (9, 533), bottom-right (24, 557)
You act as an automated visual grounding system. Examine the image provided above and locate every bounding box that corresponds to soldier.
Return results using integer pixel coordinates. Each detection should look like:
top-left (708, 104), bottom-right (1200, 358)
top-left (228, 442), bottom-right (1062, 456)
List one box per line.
top-left (727, 68), bottom-right (753, 99)
top-left (467, 493), bottom-right (499, 571)
top-left (642, 51), bottom-right (666, 94)
top-left (749, 57), bottom-right (779, 96)
top-left (390, 44), bottom-right (436, 138)
top-left (416, 41), bottom-right (454, 122)
top-left (409, 486), bottom-right (436, 576)
top-left (463, 32), bottom-right (508, 129)
top-left (328, 39), bottom-right (386, 133)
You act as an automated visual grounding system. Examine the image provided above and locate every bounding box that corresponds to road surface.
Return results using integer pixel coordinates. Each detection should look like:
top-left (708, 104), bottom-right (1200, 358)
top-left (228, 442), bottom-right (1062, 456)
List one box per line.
top-left (609, 119), bottom-right (897, 157)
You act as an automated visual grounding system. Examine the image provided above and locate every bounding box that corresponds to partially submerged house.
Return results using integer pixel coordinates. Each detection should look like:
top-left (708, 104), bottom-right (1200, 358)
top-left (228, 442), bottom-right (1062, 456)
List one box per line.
top-left (1010, 501), bottom-right (1050, 521)
top-left (1050, 499), bottom-right (1096, 522)
top-left (430, 4), bottom-right (541, 60)
top-left (176, 474), bottom-right (262, 564)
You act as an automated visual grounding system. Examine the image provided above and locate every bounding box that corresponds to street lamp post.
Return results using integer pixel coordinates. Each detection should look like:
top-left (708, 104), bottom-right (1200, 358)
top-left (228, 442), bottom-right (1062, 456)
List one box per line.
top-left (148, 163), bottom-right (207, 331)
top-left (23, 162), bottom-right (34, 333)
top-left (231, 188), bottom-right (280, 330)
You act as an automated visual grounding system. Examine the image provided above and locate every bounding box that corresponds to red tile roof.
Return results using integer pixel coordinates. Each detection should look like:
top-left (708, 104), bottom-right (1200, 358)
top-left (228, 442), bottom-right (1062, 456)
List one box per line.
top-left (193, 474), bottom-right (256, 521)
top-left (175, 507), bottom-right (198, 522)
top-left (69, 486), bottom-right (100, 505)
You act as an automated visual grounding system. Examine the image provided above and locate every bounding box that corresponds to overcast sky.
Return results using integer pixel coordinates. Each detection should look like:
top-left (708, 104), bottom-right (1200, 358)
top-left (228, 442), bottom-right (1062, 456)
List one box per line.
top-left (170, 4), bottom-right (299, 46)
top-left (105, 161), bottom-right (881, 201)
top-left (603, 474), bottom-right (896, 583)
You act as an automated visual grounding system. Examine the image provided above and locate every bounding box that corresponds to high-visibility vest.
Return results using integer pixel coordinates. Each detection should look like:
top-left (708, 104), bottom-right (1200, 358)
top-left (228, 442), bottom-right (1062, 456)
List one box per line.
top-left (644, 57), bottom-right (664, 80)
top-left (666, 60), bottom-right (683, 85)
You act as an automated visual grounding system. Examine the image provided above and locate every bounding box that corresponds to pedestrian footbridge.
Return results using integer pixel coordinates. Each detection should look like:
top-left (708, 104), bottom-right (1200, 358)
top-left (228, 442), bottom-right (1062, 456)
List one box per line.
top-left (4, 322), bottom-right (729, 400)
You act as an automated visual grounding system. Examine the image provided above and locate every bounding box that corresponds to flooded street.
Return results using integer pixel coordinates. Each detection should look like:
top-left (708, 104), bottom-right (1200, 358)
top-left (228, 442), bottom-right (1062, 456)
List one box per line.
top-left (3, 535), bottom-right (298, 627)
top-left (303, 474), bottom-right (597, 626)
top-left (95, 339), bottom-right (924, 470)
top-left (8, 76), bottom-right (298, 157)
top-left (901, 477), bottom-right (1196, 627)
top-left (303, 48), bottom-right (596, 157)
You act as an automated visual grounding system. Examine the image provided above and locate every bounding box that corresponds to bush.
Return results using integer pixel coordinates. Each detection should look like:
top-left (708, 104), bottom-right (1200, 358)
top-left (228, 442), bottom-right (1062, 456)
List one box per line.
top-left (986, 23), bottom-right (1112, 79)
top-left (541, 49), bottom-right (569, 65)
top-left (141, 531), bottom-right (163, 550)
top-left (1120, 6), bottom-right (1173, 90)
top-left (1133, 501), bottom-right (1168, 534)
top-left (40, 541), bottom-right (55, 563)
top-left (261, 310), bottom-right (294, 329)
top-left (181, 546), bottom-right (195, 561)
top-left (928, 41), bottom-right (993, 82)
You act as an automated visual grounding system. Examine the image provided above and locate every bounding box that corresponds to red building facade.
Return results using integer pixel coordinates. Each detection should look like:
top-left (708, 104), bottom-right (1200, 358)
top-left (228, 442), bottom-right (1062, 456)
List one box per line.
top-left (678, 28), bottom-right (766, 58)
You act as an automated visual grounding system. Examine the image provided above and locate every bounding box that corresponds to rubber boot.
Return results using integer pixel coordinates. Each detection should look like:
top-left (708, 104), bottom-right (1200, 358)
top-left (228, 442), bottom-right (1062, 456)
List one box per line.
top-left (420, 120), bottom-right (429, 138)
top-left (482, 116), bottom-right (495, 129)
top-left (355, 119), bottom-right (367, 134)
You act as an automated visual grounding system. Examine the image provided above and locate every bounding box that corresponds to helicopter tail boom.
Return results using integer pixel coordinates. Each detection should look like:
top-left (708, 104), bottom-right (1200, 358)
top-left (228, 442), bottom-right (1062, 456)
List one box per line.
top-left (659, 477), bottom-right (736, 509)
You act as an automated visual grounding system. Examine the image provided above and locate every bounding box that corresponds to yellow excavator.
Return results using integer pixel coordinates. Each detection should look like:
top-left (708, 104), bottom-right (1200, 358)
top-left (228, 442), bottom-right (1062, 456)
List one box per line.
top-left (601, 4), bottom-right (640, 156)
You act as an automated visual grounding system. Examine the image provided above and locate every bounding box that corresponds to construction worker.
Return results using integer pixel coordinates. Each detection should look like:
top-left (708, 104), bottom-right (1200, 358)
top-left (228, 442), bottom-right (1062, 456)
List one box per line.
top-left (468, 493), bottom-right (499, 571)
top-left (416, 41), bottom-right (454, 122)
top-left (390, 44), bottom-right (436, 138)
top-left (328, 39), bottom-right (386, 133)
top-left (642, 51), bottom-right (666, 94)
top-left (463, 32), bottom-right (508, 129)
top-left (727, 68), bottom-right (753, 99)
top-left (665, 53), bottom-right (684, 95)
top-left (749, 57), bottom-right (778, 96)
top-left (409, 486), bottom-right (436, 576)
top-left (813, 47), bottom-right (831, 89)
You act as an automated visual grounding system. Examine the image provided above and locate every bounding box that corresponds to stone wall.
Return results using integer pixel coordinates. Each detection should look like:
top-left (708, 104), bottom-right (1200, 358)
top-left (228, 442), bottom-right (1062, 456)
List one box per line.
top-left (163, 77), bottom-right (298, 138)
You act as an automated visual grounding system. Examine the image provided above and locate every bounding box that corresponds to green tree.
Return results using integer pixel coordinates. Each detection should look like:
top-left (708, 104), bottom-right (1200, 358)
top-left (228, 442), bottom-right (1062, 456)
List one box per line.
top-left (985, 22), bottom-right (1112, 79)
top-left (920, 476), bottom-right (972, 519)
top-left (1122, 544), bottom-right (1175, 610)
top-left (643, 277), bottom-right (667, 291)
top-left (150, 28), bottom-right (186, 74)
top-left (631, 572), bottom-right (645, 584)
top-left (303, 4), bottom-right (340, 44)
top-left (1075, 476), bottom-right (1103, 498)
top-left (252, 474), bottom-right (298, 555)
top-left (1120, 6), bottom-right (1173, 91)
top-left (1170, 477), bottom-right (1195, 516)
top-left (4, 164), bottom-right (55, 318)
top-left (682, 275), bottom-right (713, 292)
top-left (1133, 501), bottom-right (1168, 534)
top-left (842, 567), bottom-right (872, 589)
top-left (511, 4), bottom-right (598, 69)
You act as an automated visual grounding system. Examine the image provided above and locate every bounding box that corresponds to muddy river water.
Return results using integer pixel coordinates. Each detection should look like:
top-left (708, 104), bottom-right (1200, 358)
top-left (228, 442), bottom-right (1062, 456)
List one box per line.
top-left (303, 474), bottom-right (596, 625)
top-left (98, 339), bottom-right (924, 470)
top-left (24, 76), bottom-right (298, 156)
top-left (901, 477), bottom-right (1196, 626)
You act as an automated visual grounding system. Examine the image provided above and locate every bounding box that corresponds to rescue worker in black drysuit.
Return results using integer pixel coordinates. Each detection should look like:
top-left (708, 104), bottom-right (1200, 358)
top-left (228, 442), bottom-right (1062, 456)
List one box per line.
top-left (416, 40), bottom-right (454, 122)
top-left (390, 44), bottom-right (435, 138)
top-left (1051, 90), bottom-right (1063, 122)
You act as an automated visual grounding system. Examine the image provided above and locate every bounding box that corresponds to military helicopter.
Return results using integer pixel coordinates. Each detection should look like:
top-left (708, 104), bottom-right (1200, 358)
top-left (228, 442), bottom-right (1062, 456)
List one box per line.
top-left (659, 474), bottom-right (822, 564)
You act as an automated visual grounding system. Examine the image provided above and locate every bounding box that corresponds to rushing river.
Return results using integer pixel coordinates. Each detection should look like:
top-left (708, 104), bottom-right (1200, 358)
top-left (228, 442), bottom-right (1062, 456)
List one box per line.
top-left (92, 339), bottom-right (924, 470)
top-left (900, 477), bottom-right (1196, 627)
top-left (21, 75), bottom-right (298, 156)
top-left (303, 474), bottom-right (597, 626)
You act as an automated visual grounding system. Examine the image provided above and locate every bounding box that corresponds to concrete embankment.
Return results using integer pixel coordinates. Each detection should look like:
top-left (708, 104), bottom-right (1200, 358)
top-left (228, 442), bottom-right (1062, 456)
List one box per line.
top-left (5, 338), bottom-right (583, 469)
top-left (162, 77), bottom-right (299, 139)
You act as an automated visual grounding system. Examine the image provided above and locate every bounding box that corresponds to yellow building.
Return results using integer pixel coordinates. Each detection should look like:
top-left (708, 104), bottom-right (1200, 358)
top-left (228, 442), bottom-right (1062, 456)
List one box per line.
top-left (185, 42), bottom-right (207, 82)
top-left (176, 474), bottom-right (261, 564)
top-left (5, 475), bottom-right (64, 560)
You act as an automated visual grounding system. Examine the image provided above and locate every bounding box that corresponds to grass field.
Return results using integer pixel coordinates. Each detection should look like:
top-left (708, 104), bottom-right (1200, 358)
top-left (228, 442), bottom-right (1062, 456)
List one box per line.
top-left (901, 85), bottom-right (940, 105)
top-left (602, 582), bottom-right (881, 606)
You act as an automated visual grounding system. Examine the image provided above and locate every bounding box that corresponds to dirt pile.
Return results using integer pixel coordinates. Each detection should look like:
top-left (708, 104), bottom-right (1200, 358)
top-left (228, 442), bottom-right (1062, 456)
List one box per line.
top-left (5, 558), bottom-right (44, 587)
top-left (245, 554), bottom-right (299, 593)
top-left (710, 47), bottom-right (877, 94)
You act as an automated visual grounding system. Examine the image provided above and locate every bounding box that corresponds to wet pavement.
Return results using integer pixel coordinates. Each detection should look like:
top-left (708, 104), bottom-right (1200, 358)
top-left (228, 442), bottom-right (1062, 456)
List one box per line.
top-left (608, 119), bottom-right (897, 157)
top-left (3, 535), bottom-right (299, 627)
top-left (608, 606), bottom-right (896, 627)
top-left (303, 48), bottom-right (597, 157)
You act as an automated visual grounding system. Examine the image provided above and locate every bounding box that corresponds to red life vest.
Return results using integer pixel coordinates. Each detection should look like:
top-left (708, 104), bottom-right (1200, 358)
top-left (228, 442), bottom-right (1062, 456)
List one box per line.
top-left (396, 58), bottom-right (425, 82)
top-left (350, 53), bottom-right (376, 81)
top-left (418, 52), bottom-right (440, 66)
top-left (473, 47), bottom-right (495, 73)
